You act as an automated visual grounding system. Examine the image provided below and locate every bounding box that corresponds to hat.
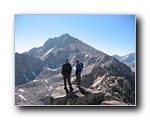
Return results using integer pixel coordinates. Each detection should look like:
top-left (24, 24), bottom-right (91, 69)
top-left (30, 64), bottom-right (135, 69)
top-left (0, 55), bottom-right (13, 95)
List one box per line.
top-left (66, 59), bottom-right (68, 61)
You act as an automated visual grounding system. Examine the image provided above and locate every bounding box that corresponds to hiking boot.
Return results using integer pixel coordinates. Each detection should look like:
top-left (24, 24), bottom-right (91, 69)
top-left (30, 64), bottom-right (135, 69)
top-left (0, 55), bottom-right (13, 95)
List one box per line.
top-left (64, 87), bottom-right (67, 90)
top-left (64, 88), bottom-right (69, 94)
top-left (70, 88), bottom-right (74, 92)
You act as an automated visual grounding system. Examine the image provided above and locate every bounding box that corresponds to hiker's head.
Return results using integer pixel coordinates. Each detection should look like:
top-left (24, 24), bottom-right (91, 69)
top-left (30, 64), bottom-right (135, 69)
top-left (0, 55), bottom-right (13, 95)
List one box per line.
top-left (76, 60), bottom-right (79, 64)
top-left (65, 59), bottom-right (69, 64)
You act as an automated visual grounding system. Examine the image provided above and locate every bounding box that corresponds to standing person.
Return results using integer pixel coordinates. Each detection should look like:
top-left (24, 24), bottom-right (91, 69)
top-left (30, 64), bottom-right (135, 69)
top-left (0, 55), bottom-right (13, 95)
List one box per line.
top-left (75, 60), bottom-right (82, 88)
top-left (62, 59), bottom-right (73, 93)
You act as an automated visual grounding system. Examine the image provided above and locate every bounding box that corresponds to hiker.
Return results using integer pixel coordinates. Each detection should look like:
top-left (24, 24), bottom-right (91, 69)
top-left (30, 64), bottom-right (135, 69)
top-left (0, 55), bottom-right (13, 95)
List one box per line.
top-left (75, 60), bottom-right (82, 88)
top-left (61, 59), bottom-right (73, 93)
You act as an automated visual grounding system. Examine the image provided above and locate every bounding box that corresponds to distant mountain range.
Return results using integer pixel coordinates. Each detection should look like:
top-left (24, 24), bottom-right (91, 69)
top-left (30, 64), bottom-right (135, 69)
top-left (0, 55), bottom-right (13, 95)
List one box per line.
top-left (112, 53), bottom-right (135, 72)
top-left (15, 33), bottom-right (135, 105)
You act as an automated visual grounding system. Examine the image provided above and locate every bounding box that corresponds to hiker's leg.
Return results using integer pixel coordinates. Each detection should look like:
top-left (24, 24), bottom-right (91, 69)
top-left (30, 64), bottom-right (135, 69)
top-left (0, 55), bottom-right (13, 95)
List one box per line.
top-left (76, 72), bottom-right (80, 87)
top-left (67, 74), bottom-right (73, 91)
top-left (78, 73), bottom-right (81, 87)
top-left (63, 74), bottom-right (67, 89)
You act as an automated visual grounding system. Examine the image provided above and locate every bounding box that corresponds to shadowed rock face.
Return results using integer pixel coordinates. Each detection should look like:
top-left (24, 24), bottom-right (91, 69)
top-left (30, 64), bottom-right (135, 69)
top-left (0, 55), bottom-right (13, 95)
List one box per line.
top-left (15, 53), bottom-right (44, 85)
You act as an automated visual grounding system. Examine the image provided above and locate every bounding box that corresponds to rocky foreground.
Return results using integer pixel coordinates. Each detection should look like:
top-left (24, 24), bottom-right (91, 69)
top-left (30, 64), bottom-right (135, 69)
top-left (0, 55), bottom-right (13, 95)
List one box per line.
top-left (48, 85), bottom-right (128, 105)
top-left (15, 69), bottom-right (135, 106)
top-left (49, 85), bottom-right (104, 105)
top-left (15, 68), bottom-right (135, 106)
top-left (41, 72), bottom-right (134, 106)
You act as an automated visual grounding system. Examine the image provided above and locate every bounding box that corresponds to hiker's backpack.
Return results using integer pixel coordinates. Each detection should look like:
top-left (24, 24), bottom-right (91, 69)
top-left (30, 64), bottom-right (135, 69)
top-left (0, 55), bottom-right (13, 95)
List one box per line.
top-left (80, 63), bottom-right (83, 70)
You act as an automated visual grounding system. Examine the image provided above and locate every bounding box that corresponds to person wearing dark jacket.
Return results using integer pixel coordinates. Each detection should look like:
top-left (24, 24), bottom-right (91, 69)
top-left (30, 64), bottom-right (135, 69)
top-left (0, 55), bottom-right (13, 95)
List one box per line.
top-left (75, 60), bottom-right (82, 88)
top-left (62, 59), bottom-right (73, 93)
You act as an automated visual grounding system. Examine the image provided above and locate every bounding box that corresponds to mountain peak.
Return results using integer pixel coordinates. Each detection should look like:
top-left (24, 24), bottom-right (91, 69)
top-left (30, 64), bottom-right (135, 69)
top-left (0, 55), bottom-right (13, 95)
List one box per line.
top-left (59, 33), bottom-right (73, 40)
top-left (25, 33), bottom-right (105, 68)
top-left (61, 33), bottom-right (70, 36)
top-left (59, 33), bottom-right (70, 37)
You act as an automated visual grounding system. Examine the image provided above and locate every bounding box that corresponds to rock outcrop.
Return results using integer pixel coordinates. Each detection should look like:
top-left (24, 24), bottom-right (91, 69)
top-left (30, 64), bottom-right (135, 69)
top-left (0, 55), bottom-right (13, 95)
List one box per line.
top-left (49, 85), bottom-right (104, 105)
top-left (81, 67), bottom-right (135, 105)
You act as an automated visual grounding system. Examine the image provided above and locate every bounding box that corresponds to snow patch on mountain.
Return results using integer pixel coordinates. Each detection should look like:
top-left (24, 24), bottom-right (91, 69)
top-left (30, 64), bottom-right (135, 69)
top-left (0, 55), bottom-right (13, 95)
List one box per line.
top-left (19, 94), bottom-right (26, 100)
top-left (31, 71), bottom-right (36, 77)
top-left (85, 54), bottom-right (88, 57)
top-left (64, 37), bottom-right (68, 39)
top-left (45, 79), bottom-right (49, 83)
top-left (69, 44), bottom-right (73, 47)
top-left (72, 66), bottom-right (76, 71)
top-left (33, 80), bottom-right (40, 82)
top-left (23, 74), bottom-right (30, 82)
top-left (48, 86), bottom-right (53, 91)
top-left (40, 46), bottom-right (56, 59)
top-left (38, 47), bottom-right (43, 52)
top-left (19, 88), bottom-right (24, 92)
top-left (56, 64), bottom-right (62, 68)
top-left (71, 56), bottom-right (76, 63)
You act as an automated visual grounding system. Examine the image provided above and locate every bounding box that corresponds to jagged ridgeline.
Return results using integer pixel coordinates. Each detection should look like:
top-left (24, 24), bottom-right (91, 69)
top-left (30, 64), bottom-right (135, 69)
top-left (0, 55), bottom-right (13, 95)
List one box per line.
top-left (15, 33), bottom-right (135, 105)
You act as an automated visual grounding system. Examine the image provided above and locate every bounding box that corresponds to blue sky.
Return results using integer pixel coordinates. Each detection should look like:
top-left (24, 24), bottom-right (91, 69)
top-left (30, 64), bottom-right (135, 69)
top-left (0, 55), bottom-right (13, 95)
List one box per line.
top-left (15, 14), bottom-right (135, 56)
